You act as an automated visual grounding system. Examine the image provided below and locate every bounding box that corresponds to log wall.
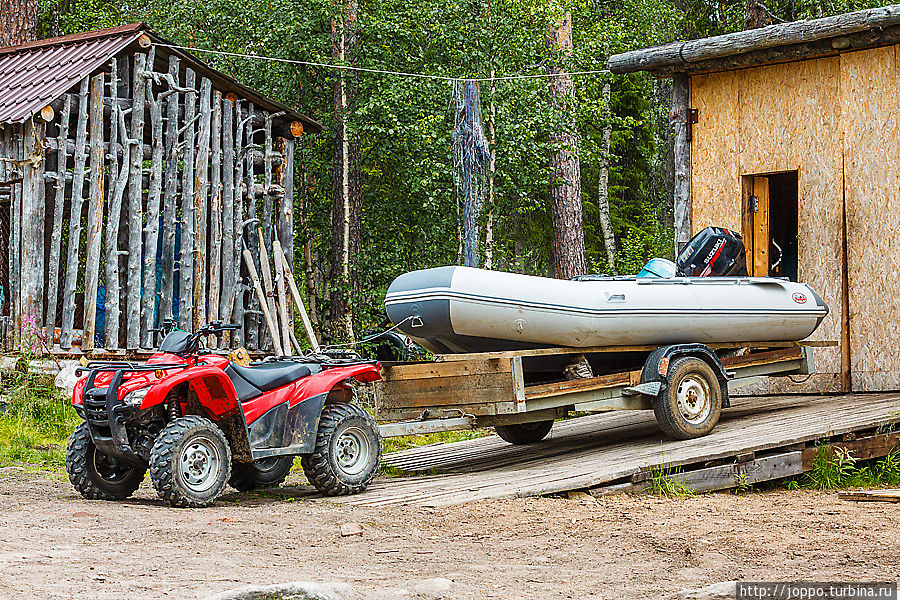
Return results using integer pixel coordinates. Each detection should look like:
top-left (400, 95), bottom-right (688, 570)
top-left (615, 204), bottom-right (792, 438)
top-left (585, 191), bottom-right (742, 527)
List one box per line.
top-left (689, 47), bottom-right (900, 392)
top-left (0, 48), bottom-right (300, 353)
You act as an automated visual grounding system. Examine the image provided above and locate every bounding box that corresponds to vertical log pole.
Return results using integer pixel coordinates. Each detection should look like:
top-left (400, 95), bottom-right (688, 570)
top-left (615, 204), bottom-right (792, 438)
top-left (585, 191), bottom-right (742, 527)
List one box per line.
top-left (21, 119), bottom-right (45, 333)
top-left (179, 68), bottom-right (197, 330)
top-left (279, 137), bottom-right (294, 272)
top-left (221, 96), bottom-right (236, 339)
top-left (261, 111), bottom-right (275, 349)
top-left (104, 58), bottom-right (124, 349)
top-left (193, 78), bottom-right (212, 331)
top-left (45, 95), bottom-right (71, 346)
top-left (232, 100), bottom-right (245, 347)
top-left (125, 53), bottom-right (147, 350)
top-left (159, 55), bottom-right (181, 325)
top-left (9, 127), bottom-right (22, 347)
top-left (142, 62), bottom-right (164, 348)
top-left (208, 90), bottom-right (223, 347)
top-left (82, 73), bottom-right (106, 352)
top-left (672, 73), bottom-right (692, 250)
top-left (245, 103), bottom-right (259, 349)
top-left (61, 77), bottom-right (91, 349)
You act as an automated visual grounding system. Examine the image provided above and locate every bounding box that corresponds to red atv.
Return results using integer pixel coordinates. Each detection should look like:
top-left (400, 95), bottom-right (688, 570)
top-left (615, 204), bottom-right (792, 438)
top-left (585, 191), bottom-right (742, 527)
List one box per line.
top-left (65, 321), bottom-right (383, 507)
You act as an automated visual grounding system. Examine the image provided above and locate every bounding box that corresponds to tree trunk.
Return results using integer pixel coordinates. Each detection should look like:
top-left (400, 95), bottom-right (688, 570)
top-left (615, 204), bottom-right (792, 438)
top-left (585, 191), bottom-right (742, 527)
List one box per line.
top-left (597, 81), bottom-right (617, 273)
top-left (546, 12), bottom-right (586, 280)
top-left (0, 0), bottom-right (39, 47)
top-left (329, 0), bottom-right (360, 342)
top-left (744, 0), bottom-right (768, 29)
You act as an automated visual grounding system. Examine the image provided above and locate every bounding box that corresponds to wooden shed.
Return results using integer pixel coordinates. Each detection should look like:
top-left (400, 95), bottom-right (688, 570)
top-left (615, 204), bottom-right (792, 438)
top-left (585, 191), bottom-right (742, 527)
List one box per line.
top-left (0, 24), bottom-right (322, 354)
top-left (609, 5), bottom-right (900, 393)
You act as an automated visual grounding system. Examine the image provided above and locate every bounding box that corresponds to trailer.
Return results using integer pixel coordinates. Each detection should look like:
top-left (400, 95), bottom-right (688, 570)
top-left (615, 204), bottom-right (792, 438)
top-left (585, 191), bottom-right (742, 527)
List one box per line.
top-left (375, 341), bottom-right (831, 443)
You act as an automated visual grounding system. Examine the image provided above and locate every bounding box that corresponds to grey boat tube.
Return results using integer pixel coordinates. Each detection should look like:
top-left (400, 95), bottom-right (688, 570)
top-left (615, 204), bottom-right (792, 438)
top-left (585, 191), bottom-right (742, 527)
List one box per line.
top-left (384, 266), bottom-right (829, 355)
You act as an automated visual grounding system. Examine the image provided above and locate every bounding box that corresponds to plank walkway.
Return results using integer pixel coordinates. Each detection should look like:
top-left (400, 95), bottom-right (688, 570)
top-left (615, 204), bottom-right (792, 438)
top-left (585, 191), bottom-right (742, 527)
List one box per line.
top-left (333, 393), bottom-right (900, 507)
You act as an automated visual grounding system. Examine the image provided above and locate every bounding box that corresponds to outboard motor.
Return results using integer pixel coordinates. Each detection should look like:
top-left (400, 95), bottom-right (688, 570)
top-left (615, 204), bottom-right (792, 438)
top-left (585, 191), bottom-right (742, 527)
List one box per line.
top-left (675, 227), bottom-right (748, 277)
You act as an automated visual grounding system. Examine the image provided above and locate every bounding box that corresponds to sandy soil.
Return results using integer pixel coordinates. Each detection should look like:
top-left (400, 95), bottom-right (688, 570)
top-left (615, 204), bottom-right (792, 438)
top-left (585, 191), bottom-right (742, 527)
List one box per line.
top-left (0, 468), bottom-right (897, 600)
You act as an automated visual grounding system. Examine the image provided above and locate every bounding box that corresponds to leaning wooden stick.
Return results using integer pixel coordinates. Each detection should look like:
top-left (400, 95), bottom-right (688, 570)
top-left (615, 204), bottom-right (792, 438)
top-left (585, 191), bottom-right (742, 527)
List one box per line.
top-left (272, 237), bottom-right (293, 355)
top-left (278, 247), bottom-right (321, 353)
top-left (256, 228), bottom-right (282, 354)
top-left (242, 242), bottom-right (285, 356)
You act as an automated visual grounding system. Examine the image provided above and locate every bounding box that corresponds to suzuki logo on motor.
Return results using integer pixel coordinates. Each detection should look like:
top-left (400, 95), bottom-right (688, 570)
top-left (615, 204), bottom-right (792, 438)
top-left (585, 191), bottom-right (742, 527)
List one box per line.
top-left (792, 292), bottom-right (807, 304)
top-left (705, 239), bottom-right (725, 262)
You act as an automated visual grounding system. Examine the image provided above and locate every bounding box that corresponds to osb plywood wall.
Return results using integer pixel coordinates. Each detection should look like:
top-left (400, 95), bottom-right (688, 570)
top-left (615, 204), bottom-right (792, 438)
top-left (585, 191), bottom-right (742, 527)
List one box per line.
top-left (690, 56), bottom-right (853, 392)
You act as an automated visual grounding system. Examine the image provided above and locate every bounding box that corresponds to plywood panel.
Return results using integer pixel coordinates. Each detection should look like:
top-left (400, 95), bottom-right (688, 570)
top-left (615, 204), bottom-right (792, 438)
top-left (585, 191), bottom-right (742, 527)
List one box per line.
top-left (690, 71), bottom-right (742, 232)
top-left (840, 46), bottom-right (900, 391)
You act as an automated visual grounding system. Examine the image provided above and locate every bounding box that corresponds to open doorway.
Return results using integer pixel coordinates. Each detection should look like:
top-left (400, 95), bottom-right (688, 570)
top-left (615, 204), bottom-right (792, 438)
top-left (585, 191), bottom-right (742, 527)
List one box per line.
top-left (741, 171), bottom-right (798, 280)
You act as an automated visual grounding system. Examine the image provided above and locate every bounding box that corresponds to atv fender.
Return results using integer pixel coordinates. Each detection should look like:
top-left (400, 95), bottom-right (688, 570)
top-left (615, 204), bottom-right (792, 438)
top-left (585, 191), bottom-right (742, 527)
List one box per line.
top-left (140, 366), bottom-right (241, 420)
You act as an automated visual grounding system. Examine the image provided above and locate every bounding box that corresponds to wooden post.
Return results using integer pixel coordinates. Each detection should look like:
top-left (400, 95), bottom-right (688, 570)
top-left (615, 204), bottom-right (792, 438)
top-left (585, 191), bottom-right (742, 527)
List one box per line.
top-left (20, 118), bottom-right (45, 333)
top-left (125, 53), bottom-right (147, 350)
top-left (82, 73), bottom-right (106, 352)
top-left (257, 227), bottom-right (281, 353)
top-left (279, 138), bottom-right (294, 272)
top-left (672, 73), bottom-right (692, 250)
top-left (231, 100), bottom-right (245, 347)
top-left (179, 68), bottom-right (197, 330)
top-left (159, 55), bottom-right (181, 326)
top-left (193, 77), bottom-right (211, 331)
top-left (45, 94), bottom-right (71, 346)
top-left (61, 77), bottom-right (91, 349)
top-left (242, 243), bottom-right (284, 356)
top-left (273, 237), bottom-right (291, 353)
top-left (104, 58), bottom-right (125, 349)
top-left (261, 111), bottom-right (275, 350)
top-left (279, 245), bottom-right (320, 353)
top-left (245, 103), bottom-right (260, 350)
top-left (141, 65), bottom-right (164, 348)
top-left (221, 96), bottom-right (236, 339)
top-left (208, 90), bottom-right (223, 347)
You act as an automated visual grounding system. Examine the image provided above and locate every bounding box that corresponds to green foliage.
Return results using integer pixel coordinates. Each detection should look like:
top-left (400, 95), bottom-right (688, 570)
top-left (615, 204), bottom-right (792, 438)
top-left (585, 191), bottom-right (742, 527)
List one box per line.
top-left (382, 428), bottom-right (490, 455)
top-left (648, 464), bottom-right (695, 498)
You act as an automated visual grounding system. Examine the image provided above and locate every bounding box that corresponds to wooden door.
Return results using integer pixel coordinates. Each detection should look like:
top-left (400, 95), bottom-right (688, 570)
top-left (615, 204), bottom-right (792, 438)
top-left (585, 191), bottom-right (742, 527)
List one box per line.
top-left (742, 175), bottom-right (769, 277)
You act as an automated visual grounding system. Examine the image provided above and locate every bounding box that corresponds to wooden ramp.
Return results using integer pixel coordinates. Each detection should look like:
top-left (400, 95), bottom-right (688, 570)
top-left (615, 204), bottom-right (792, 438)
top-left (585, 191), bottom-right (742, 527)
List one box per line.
top-left (333, 393), bottom-right (900, 507)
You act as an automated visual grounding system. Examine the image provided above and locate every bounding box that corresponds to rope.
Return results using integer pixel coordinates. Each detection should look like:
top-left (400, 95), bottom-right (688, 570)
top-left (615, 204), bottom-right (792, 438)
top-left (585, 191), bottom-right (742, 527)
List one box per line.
top-left (322, 316), bottom-right (417, 350)
top-left (153, 43), bottom-right (610, 82)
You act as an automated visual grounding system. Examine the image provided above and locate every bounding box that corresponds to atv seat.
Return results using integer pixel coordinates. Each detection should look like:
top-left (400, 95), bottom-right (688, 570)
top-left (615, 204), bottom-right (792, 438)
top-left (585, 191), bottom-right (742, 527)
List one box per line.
top-left (228, 362), bottom-right (315, 393)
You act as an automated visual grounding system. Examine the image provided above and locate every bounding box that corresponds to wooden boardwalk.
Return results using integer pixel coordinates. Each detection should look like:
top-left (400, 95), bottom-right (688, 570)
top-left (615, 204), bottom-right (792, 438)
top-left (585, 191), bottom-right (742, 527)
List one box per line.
top-left (333, 393), bottom-right (900, 507)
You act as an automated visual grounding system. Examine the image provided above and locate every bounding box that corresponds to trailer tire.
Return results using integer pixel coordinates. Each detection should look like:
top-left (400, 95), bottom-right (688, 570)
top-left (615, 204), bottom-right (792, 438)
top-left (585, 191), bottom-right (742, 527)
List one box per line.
top-left (654, 357), bottom-right (722, 440)
top-left (66, 422), bottom-right (146, 500)
top-left (149, 416), bottom-right (232, 508)
top-left (494, 420), bottom-right (554, 445)
top-left (230, 456), bottom-right (294, 491)
top-left (301, 403), bottom-right (381, 496)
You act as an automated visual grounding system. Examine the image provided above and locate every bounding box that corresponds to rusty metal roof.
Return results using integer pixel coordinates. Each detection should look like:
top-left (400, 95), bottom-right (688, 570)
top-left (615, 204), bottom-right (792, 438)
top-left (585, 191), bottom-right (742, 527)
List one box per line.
top-left (0, 23), bottom-right (322, 131)
top-left (0, 24), bottom-right (143, 124)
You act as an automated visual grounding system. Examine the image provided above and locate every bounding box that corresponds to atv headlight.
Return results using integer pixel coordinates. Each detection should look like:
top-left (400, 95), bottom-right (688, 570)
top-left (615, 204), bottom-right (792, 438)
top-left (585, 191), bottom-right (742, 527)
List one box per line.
top-left (123, 386), bottom-right (152, 407)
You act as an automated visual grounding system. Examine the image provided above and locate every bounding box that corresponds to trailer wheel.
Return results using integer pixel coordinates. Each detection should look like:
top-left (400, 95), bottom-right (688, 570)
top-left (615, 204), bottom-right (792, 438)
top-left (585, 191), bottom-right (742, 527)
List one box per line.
top-left (494, 420), bottom-right (554, 445)
top-left (654, 357), bottom-right (722, 440)
top-left (301, 403), bottom-right (382, 496)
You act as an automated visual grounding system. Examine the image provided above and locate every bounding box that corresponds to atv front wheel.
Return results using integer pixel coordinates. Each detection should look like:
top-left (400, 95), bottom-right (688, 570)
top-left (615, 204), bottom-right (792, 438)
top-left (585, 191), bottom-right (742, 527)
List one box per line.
top-left (66, 422), bottom-right (146, 500)
top-left (301, 403), bottom-right (381, 496)
top-left (149, 416), bottom-right (232, 507)
top-left (230, 456), bottom-right (294, 491)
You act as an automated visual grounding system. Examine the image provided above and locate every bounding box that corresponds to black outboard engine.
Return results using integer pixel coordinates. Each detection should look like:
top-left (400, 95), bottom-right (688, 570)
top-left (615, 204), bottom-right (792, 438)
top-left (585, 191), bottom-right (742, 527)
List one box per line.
top-left (676, 227), bottom-right (748, 277)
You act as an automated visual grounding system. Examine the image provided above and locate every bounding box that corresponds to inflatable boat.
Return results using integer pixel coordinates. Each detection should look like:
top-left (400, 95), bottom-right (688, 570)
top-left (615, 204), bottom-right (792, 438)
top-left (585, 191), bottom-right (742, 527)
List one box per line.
top-left (384, 229), bottom-right (829, 355)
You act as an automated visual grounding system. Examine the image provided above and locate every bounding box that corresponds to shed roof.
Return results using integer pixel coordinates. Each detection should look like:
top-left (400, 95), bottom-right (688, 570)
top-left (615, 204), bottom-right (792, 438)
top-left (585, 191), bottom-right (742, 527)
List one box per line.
top-left (0, 23), bottom-right (322, 131)
top-left (608, 4), bottom-right (900, 75)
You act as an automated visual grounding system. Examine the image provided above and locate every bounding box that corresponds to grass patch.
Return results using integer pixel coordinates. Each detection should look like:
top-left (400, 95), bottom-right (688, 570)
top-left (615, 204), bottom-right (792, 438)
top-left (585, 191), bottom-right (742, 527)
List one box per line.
top-left (0, 374), bottom-right (78, 471)
top-left (648, 465), bottom-right (695, 498)
top-left (382, 428), bottom-right (490, 454)
top-left (797, 445), bottom-right (900, 490)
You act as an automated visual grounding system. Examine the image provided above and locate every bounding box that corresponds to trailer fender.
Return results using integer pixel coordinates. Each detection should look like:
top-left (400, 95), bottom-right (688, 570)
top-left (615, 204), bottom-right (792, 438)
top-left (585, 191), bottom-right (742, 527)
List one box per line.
top-left (641, 344), bottom-right (730, 408)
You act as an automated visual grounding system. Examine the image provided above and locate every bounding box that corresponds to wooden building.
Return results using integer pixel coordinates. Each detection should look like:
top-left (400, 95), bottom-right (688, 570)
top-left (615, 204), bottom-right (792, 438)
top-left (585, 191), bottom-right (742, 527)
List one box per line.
top-left (608, 5), bottom-right (900, 392)
top-left (0, 24), bottom-right (321, 354)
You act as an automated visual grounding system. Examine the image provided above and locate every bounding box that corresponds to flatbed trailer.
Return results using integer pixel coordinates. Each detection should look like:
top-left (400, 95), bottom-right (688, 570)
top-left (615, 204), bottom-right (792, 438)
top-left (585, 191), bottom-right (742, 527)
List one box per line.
top-left (375, 341), bottom-right (833, 443)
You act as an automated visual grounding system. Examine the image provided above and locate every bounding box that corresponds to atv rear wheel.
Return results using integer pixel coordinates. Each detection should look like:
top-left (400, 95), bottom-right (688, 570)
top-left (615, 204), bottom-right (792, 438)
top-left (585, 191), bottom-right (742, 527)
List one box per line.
top-left (301, 403), bottom-right (381, 496)
top-left (66, 422), bottom-right (146, 500)
top-left (149, 416), bottom-right (232, 507)
top-left (230, 456), bottom-right (294, 491)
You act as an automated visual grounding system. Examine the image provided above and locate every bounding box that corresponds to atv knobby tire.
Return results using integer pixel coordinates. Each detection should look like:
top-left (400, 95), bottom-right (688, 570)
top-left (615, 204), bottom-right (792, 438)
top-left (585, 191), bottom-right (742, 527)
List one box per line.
top-left (494, 420), bottom-right (554, 445)
top-left (301, 403), bottom-right (381, 496)
top-left (66, 422), bottom-right (146, 500)
top-left (149, 416), bottom-right (232, 507)
top-left (654, 357), bottom-right (722, 440)
top-left (230, 456), bottom-right (294, 491)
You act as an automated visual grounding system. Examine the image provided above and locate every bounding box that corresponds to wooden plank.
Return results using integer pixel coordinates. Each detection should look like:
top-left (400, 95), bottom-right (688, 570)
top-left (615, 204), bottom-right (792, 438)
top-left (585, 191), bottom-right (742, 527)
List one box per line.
top-left (193, 77), bottom-right (212, 331)
top-left (60, 77), bottom-right (91, 349)
top-left (720, 347), bottom-right (803, 368)
top-left (141, 61), bottom-right (164, 348)
top-left (669, 451), bottom-right (803, 493)
top-left (45, 94), bottom-right (71, 346)
top-left (751, 176), bottom-right (769, 277)
top-left (19, 119), bottom-right (44, 328)
top-left (245, 103), bottom-right (260, 349)
top-left (525, 371), bottom-right (634, 400)
top-left (220, 96), bottom-right (236, 336)
top-left (125, 54), bottom-right (147, 350)
top-left (381, 358), bottom-right (513, 381)
top-left (231, 99), bottom-right (245, 347)
top-left (82, 73), bottom-right (106, 352)
top-left (672, 73), bottom-right (691, 247)
top-left (379, 372), bottom-right (518, 407)
top-left (158, 55), bottom-right (181, 326)
top-left (839, 489), bottom-right (900, 503)
top-left (256, 227), bottom-right (280, 353)
top-left (104, 59), bottom-right (129, 349)
top-left (208, 89), bottom-right (223, 347)
top-left (801, 432), bottom-right (900, 468)
top-left (178, 68), bottom-right (197, 331)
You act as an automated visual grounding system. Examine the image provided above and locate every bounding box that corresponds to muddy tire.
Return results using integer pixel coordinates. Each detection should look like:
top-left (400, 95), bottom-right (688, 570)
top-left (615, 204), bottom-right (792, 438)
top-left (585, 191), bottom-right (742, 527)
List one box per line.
top-left (301, 403), bottom-right (381, 496)
top-left (66, 422), bottom-right (146, 500)
top-left (230, 456), bottom-right (294, 491)
top-left (149, 416), bottom-right (232, 508)
top-left (494, 420), bottom-right (554, 445)
top-left (654, 357), bottom-right (722, 440)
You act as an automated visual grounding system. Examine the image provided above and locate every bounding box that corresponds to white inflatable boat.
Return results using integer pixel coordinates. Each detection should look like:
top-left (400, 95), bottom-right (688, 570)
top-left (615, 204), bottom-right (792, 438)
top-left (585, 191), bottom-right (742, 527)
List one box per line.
top-left (384, 265), bottom-right (829, 355)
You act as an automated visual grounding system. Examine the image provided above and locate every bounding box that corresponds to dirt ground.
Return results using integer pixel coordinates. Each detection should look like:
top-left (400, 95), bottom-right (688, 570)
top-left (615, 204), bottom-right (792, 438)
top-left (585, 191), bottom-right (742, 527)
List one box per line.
top-left (0, 468), bottom-right (897, 600)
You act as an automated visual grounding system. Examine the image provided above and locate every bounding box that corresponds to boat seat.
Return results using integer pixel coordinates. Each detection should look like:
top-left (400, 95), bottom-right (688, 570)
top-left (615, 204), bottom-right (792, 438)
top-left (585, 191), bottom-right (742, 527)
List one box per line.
top-left (228, 362), bottom-right (313, 393)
